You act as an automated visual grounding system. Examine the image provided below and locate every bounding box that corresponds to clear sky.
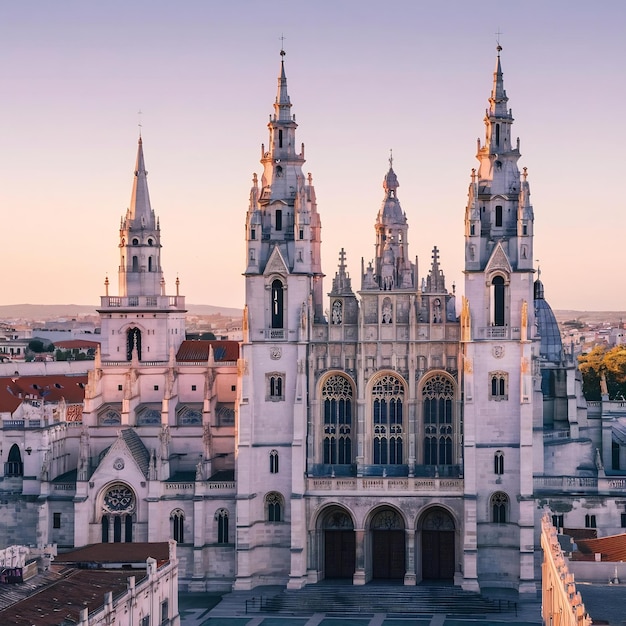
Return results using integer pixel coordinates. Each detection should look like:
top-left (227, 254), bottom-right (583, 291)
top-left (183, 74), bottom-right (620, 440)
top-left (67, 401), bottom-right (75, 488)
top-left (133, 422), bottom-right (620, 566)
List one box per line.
top-left (1, 1), bottom-right (624, 311)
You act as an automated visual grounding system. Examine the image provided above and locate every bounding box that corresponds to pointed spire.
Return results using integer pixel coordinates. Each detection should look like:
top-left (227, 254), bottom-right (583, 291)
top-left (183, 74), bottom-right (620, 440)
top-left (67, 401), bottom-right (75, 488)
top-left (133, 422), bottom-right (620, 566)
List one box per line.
top-left (275, 49), bottom-right (292, 122)
top-left (128, 136), bottom-right (154, 225)
top-left (489, 45), bottom-right (509, 118)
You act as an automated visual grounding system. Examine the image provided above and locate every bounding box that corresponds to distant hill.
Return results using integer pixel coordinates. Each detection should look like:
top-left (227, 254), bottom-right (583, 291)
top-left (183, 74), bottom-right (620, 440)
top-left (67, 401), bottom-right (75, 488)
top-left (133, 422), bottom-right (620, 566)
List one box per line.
top-left (0, 303), bottom-right (243, 319)
top-left (554, 311), bottom-right (626, 325)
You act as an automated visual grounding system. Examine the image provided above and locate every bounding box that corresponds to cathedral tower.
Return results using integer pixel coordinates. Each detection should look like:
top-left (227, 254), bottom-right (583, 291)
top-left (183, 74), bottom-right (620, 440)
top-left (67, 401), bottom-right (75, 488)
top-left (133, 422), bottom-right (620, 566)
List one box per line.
top-left (98, 137), bottom-right (186, 363)
top-left (461, 46), bottom-right (539, 596)
top-left (236, 51), bottom-right (321, 590)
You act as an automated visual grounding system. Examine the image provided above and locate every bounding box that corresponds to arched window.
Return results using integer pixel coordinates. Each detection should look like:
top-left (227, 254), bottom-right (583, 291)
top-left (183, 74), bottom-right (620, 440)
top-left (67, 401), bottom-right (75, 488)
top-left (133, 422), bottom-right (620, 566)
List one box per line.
top-left (275, 209), bottom-right (283, 231)
top-left (267, 373), bottom-right (285, 401)
top-left (171, 509), bottom-right (185, 544)
top-left (585, 514), bottom-right (596, 529)
top-left (101, 483), bottom-right (136, 543)
top-left (148, 256), bottom-right (153, 272)
top-left (127, 328), bottom-right (142, 361)
top-left (132, 255), bottom-right (139, 272)
top-left (422, 374), bottom-right (455, 466)
top-left (491, 492), bottom-right (509, 523)
top-left (266, 492), bottom-right (283, 522)
top-left (322, 375), bottom-right (353, 465)
top-left (132, 238), bottom-right (139, 245)
top-left (491, 276), bottom-right (505, 326)
top-left (271, 279), bottom-right (284, 329)
top-left (269, 450), bottom-right (279, 474)
top-left (489, 371), bottom-right (508, 401)
top-left (5, 444), bottom-right (23, 477)
top-left (494, 451), bottom-right (504, 475)
top-left (372, 374), bottom-right (404, 465)
top-left (216, 509), bottom-right (229, 543)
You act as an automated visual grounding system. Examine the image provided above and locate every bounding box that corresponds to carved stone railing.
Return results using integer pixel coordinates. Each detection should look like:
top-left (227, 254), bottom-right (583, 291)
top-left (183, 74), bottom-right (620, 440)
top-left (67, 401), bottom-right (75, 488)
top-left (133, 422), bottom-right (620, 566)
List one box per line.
top-left (534, 476), bottom-right (598, 493)
top-left (100, 295), bottom-right (186, 310)
top-left (307, 476), bottom-right (463, 494)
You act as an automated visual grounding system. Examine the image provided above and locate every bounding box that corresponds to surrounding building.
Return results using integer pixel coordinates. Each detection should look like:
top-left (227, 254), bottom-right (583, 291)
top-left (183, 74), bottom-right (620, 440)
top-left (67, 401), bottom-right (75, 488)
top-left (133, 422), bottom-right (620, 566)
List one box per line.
top-left (1, 45), bottom-right (626, 599)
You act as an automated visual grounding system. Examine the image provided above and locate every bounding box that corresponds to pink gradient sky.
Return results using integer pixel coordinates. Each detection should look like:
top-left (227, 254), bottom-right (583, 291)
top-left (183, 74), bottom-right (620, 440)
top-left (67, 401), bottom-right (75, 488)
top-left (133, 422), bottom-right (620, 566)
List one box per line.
top-left (1, 1), bottom-right (624, 311)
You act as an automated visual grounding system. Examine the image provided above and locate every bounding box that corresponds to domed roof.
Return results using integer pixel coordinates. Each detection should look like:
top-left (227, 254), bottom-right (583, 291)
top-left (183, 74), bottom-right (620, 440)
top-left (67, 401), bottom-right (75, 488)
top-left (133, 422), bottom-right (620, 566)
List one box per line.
top-left (534, 280), bottom-right (562, 363)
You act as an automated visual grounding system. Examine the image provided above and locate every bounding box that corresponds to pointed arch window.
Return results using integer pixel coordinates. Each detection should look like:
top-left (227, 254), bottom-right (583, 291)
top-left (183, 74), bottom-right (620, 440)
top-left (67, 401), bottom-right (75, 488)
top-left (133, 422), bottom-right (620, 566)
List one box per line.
top-left (216, 509), bottom-right (229, 543)
top-left (126, 327), bottom-right (142, 360)
top-left (372, 374), bottom-right (404, 465)
top-left (271, 279), bottom-right (284, 329)
top-left (267, 373), bottom-right (285, 401)
top-left (322, 375), bottom-right (353, 465)
top-left (491, 492), bottom-right (509, 523)
top-left (171, 509), bottom-right (185, 544)
top-left (132, 256), bottom-right (139, 272)
top-left (266, 492), bottom-right (283, 522)
top-left (148, 256), bottom-right (153, 272)
top-left (5, 444), bottom-right (23, 477)
top-left (494, 451), bottom-right (504, 475)
top-left (495, 124), bottom-right (500, 148)
top-left (491, 276), bottom-right (506, 326)
top-left (275, 209), bottom-right (283, 231)
top-left (422, 374), bottom-right (455, 466)
top-left (489, 371), bottom-right (508, 401)
top-left (278, 129), bottom-right (283, 148)
top-left (269, 450), bottom-right (279, 474)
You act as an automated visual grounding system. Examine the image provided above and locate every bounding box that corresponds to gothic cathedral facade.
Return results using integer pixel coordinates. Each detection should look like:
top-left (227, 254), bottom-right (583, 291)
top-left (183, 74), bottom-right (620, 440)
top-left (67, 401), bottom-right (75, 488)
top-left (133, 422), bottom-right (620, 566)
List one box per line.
top-left (4, 47), bottom-right (623, 597)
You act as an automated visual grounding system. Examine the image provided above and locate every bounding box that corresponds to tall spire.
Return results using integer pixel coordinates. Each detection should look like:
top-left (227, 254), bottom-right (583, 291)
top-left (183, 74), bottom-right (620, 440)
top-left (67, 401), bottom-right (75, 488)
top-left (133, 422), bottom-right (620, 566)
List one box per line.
top-left (489, 45), bottom-right (509, 118)
top-left (118, 136), bottom-right (163, 297)
top-left (128, 136), bottom-right (155, 227)
top-left (275, 49), bottom-right (292, 122)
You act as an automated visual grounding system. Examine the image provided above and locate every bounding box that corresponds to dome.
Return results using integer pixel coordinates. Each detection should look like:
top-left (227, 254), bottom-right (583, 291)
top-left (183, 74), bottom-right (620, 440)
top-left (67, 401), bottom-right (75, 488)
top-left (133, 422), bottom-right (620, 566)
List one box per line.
top-left (534, 280), bottom-right (562, 363)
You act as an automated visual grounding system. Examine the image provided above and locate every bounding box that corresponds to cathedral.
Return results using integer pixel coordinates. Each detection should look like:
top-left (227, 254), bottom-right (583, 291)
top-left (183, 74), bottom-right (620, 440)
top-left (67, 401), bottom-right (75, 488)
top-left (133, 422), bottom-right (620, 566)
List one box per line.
top-left (1, 46), bottom-right (625, 597)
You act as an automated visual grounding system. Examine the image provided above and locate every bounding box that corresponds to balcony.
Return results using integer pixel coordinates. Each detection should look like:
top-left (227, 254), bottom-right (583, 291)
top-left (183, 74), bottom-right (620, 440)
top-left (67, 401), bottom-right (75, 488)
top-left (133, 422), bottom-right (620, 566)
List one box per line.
top-left (478, 326), bottom-right (521, 340)
top-left (99, 295), bottom-right (186, 310)
top-left (306, 475), bottom-right (463, 495)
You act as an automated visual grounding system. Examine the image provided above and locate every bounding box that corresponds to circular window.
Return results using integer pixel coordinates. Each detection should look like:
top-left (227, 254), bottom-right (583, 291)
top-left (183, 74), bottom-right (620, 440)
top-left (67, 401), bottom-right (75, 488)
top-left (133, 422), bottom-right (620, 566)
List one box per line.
top-left (103, 484), bottom-right (135, 513)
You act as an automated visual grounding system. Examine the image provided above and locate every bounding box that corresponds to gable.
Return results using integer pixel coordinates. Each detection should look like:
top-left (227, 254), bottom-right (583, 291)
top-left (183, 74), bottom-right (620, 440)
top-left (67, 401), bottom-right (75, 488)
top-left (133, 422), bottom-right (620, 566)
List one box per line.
top-left (264, 245), bottom-right (289, 277)
top-left (485, 242), bottom-right (512, 275)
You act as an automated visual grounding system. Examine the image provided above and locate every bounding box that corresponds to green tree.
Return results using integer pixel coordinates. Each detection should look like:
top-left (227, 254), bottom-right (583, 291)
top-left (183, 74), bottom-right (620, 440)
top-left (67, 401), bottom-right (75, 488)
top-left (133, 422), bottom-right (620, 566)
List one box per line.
top-left (28, 339), bottom-right (45, 353)
top-left (578, 345), bottom-right (626, 401)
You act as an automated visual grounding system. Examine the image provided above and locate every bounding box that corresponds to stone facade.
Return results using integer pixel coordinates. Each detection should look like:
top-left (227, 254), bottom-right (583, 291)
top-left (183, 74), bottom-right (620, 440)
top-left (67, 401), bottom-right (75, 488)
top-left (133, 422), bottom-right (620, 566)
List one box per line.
top-left (2, 46), bottom-right (626, 596)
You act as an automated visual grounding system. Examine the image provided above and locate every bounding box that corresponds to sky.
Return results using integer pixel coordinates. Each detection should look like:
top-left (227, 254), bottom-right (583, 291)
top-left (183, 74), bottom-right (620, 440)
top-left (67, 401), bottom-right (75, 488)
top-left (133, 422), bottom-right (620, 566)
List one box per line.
top-left (1, 0), bottom-right (625, 312)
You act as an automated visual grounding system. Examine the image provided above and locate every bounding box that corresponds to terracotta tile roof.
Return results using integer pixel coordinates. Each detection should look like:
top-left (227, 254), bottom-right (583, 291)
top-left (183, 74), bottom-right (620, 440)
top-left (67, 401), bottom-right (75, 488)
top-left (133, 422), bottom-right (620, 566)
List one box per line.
top-left (0, 566), bottom-right (147, 625)
top-left (176, 340), bottom-right (239, 362)
top-left (55, 542), bottom-right (170, 564)
top-left (574, 533), bottom-right (626, 562)
top-left (53, 339), bottom-right (100, 349)
top-left (0, 374), bottom-right (88, 414)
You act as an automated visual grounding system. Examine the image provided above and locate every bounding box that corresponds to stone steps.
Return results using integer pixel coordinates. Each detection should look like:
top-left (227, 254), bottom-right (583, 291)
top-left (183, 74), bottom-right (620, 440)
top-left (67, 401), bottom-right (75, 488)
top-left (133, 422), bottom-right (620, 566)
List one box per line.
top-left (258, 583), bottom-right (518, 616)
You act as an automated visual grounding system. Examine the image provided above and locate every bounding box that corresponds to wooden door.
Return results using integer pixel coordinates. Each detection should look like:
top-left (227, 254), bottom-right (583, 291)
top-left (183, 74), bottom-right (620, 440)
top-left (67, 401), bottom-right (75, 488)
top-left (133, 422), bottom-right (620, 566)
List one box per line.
top-left (372, 530), bottom-right (405, 579)
top-left (325, 530), bottom-right (355, 579)
top-left (422, 530), bottom-right (455, 579)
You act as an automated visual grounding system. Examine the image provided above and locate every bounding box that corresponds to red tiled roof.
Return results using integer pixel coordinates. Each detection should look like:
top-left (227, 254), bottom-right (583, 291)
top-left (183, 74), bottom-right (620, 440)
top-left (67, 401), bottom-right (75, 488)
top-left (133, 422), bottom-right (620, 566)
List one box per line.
top-left (0, 374), bottom-right (88, 414)
top-left (0, 566), bottom-right (147, 625)
top-left (54, 339), bottom-right (100, 349)
top-left (176, 340), bottom-right (239, 362)
top-left (575, 533), bottom-right (626, 562)
top-left (55, 542), bottom-right (170, 564)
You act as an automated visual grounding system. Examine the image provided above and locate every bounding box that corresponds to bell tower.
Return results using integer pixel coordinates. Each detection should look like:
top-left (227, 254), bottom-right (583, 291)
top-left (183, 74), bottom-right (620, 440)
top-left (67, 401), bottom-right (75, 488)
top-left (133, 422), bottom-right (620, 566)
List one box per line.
top-left (461, 46), bottom-right (539, 596)
top-left (98, 137), bottom-right (186, 363)
top-left (236, 51), bottom-right (321, 590)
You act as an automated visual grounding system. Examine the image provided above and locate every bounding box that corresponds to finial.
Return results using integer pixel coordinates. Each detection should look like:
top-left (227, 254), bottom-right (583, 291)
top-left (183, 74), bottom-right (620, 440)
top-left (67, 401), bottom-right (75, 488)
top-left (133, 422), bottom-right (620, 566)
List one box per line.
top-left (104, 275), bottom-right (109, 297)
top-left (536, 260), bottom-right (541, 279)
top-left (523, 166), bottom-right (528, 181)
top-left (253, 172), bottom-right (258, 186)
top-left (138, 110), bottom-right (143, 138)
top-left (389, 148), bottom-right (393, 170)
top-left (176, 275), bottom-right (180, 297)
top-left (495, 28), bottom-right (503, 52)
top-left (279, 34), bottom-right (286, 57)
top-left (338, 248), bottom-right (347, 269)
top-left (471, 168), bottom-right (477, 183)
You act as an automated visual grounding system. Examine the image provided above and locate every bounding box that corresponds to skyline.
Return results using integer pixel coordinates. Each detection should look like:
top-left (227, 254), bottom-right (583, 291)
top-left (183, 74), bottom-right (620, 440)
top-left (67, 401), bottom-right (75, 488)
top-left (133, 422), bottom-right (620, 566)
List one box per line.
top-left (1, 1), bottom-right (625, 311)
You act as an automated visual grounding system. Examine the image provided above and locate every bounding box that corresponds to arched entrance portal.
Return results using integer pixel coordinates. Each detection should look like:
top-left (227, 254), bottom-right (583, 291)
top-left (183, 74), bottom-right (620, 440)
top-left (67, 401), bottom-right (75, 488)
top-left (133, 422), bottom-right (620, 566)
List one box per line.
top-left (371, 508), bottom-right (405, 580)
top-left (420, 507), bottom-right (455, 580)
top-left (323, 509), bottom-right (355, 579)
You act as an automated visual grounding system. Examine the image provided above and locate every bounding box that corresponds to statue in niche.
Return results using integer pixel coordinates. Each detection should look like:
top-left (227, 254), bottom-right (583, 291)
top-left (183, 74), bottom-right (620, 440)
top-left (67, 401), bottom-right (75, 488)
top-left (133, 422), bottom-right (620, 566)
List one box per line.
top-left (331, 300), bottom-right (342, 325)
top-left (432, 298), bottom-right (442, 323)
top-left (382, 298), bottom-right (392, 324)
